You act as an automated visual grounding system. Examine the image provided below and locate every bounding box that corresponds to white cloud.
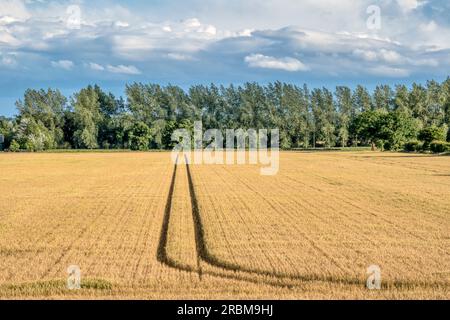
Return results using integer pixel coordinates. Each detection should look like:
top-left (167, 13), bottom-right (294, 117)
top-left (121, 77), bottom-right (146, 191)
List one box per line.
top-left (115, 21), bottom-right (129, 28)
top-left (51, 60), bottom-right (74, 70)
top-left (167, 53), bottom-right (194, 61)
top-left (112, 35), bottom-right (154, 53)
top-left (396, 0), bottom-right (420, 12)
top-left (0, 0), bottom-right (30, 22)
top-left (0, 31), bottom-right (21, 46)
top-left (106, 64), bottom-right (141, 75)
top-left (368, 66), bottom-right (410, 77)
top-left (352, 49), bottom-right (403, 64)
top-left (0, 16), bottom-right (19, 25)
top-left (236, 29), bottom-right (254, 37)
top-left (408, 58), bottom-right (438, 67)
top-left (420, 20), bottom-right (437, 32)
top-left (0, 52), bottom-right (17, 67)
top-left (245, 53), bottom-right (309, 72)
top-left (379, 49), bottom-right (403, 63)
top-left (111, 18), bottom-right (222, 60)
top-left (352, 49), bottom-right (378, 62)
top-left (0, 0), bottom-right (448, 84)
top-left (2, 56), bottom-right (16, 66)
top-left (183, 18), bottom-right (202, 29)
top-left (87, 62), bottom-right (141, 74)
top-left (88, 62), bottom-right (105, 71)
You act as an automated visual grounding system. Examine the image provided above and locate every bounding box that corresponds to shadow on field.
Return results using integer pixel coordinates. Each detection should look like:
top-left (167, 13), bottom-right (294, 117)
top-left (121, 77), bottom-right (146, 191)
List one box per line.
top-left (183, 155), bottom-right (365, 288)
top-left (156, 156), bottom-right (199, 275)
top-left (156, 155), bottom-right (447, 290)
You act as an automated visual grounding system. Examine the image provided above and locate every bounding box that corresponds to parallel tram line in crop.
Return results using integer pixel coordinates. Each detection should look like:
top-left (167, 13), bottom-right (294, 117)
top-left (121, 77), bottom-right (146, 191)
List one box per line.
top-left (158, 156), bottom-right (305, 288)
top-left (160, 156), bottom-right (378, 288)
top-left (0, 152), bottom-right (448, 298)
top-left (185, 152), bottom-right (449, 289)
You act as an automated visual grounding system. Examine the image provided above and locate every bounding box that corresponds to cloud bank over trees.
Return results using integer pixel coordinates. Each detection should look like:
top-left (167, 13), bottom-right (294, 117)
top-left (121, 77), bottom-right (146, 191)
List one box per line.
top-left (0, 0), bottom-right (449, 115)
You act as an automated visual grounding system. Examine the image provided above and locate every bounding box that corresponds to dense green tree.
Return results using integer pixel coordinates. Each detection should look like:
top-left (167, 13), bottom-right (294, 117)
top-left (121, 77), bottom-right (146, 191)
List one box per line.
top-left (335, 86), bottom-right (353, 147)
top-left (425, 80), bottom-right (445, 127)
top-left (281, 84), bottom-right (310, 148)
top-left (394, 85), bottom-right (411, 114)
top-left (14, 116), bottom-right (55, 151)
top-left (94, 85), bottom-right (125, 149)
top-left (0, 116), bottom-right (13, 149)
top-left (442, 78), bottom-right (450, 141)
top-left (311, 88), bottom-right (336, 147)
top-left (351, 110), bottom-right (385, 151)
top-left (409, 83), bottom-right (428, 125)
top-left (15, 89), bottom-right (67, 149)
top-left (162, 119), bottom-right (194, 150)
top-left (418, 126), bottom-right (447, 149)
top-left (129, 121), bottom-right (152, 151)
top-left (349, 109), bottom-right (418, 151)
top-left (3, 79), bottom-right (450, 152)
top-left (126, 83), bottom-right (160, 124)
top-left (381, 111), bottom-right (420, 150)
top-left (9, 139), bottom-right (20, 152)
top-left (373, 85), bottom-right (394, 111)
top-left (112, 113), bottom-right (136, 149)
top-left (352, 85), bottom-right (372, 113)
top-left (73, 86), bottom-right (102, 149)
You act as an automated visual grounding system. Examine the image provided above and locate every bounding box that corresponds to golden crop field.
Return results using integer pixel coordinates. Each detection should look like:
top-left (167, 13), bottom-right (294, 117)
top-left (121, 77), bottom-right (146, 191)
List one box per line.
top-left (0, 151), bottom-right (449, 299)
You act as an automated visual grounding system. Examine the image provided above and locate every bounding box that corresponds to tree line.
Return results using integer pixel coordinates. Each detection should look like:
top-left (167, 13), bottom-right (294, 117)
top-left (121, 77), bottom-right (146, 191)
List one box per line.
top-left (1, 79), bottom-right (450, 152)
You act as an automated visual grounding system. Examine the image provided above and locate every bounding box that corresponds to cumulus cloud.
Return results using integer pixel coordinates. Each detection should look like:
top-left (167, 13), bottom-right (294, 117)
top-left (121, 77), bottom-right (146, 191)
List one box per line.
top-left (396, 0), bottom-right (421, 12)
top-left (167, 53), bottom-right (195, 61)
top-left (0, 52), bottom-right (17, 67)
top-left (106, 64), bottom-right (141, 75)
top-left (109, 18), bottom-right (223, 60)
top-left (87, 62), bottom-right (141, 75)
top-left (88, 62), bottom-right (105, 71)
top-left (0, 0), bottom-right (448, 106)
top-left (0, 32), bottom-right (21, 46)
top-left (51, 60), bottom-right (74, 70)
top-left (352, 49), bottom-right (403, 64)
top-left (0, 0), bottom-right (30, 22)
top-left (114, 21), bottom-right (129, 28)
top-left (409, 58), bottom-right (439, 67)
top-left (368, 66), bottom-right (410, 78)
top-left (244, 54), bottom-right (309, 72)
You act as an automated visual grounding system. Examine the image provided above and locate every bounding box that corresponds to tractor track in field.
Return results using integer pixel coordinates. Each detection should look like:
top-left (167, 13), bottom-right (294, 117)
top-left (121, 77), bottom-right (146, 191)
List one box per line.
top-left (156, 156), bottom-right (198, 275)
top-left (156, 156), bottom-right (296, 288)
top-left (156, 156), bottom-right (448, 290)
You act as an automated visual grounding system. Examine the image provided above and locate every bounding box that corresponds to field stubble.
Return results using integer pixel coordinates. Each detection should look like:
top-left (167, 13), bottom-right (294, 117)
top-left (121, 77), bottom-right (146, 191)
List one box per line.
top-left (0, 151), bottom-right (448, 299)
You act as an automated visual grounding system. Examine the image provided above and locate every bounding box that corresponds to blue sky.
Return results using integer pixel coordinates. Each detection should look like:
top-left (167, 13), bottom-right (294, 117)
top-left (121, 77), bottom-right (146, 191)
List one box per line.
top-left (0, 0), bottom-right (449, 116)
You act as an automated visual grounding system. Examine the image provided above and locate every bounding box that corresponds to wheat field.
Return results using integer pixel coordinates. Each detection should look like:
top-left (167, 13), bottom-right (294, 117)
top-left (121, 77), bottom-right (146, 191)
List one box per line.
top-left (0, 151), bottom-right (448, 299)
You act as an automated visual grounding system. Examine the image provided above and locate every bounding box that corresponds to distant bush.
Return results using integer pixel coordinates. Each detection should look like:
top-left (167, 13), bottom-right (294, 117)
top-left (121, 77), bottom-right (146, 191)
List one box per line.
top-left (430, 140), bottom-right (449, 153)
top-left (419, 126), bottom-right (447, 150)
top-left (9, 140), bottom-right (20, 152)
top-left (404, 140), bottom-right (422, 152)
top-left (61, 142), bottom-right (72, 149)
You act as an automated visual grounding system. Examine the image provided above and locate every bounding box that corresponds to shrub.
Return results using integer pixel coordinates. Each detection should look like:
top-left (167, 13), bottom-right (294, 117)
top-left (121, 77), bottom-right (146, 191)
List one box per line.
top-left (430, 140), bottom-right (449, 153)
top-left (404, 140), bottom-right (422, 152)
top-left (9, 140), bottom-right (20, 152)
top-left (376, 140), bottom-right (386, 151)
top-left (61, 142), bottom-right (72, 149)
top-left (418, 126), bottom-right (447, 150)
top-left (129, 122), bottom-right (151, 151)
